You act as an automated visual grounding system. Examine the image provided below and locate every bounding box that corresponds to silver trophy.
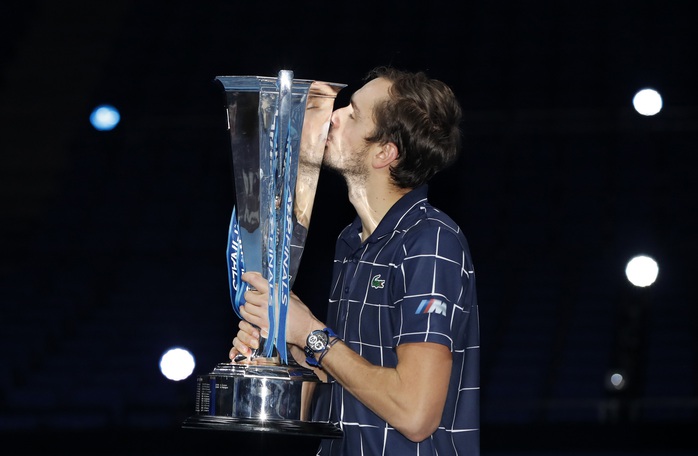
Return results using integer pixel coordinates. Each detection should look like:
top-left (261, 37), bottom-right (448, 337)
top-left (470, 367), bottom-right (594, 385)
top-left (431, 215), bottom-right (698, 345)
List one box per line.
top-left (183, 71), bottom-right (345, 437)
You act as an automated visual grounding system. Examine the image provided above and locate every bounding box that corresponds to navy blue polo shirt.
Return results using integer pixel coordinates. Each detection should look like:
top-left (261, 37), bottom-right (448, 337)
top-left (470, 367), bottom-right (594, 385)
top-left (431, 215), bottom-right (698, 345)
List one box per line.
top-left (316, 185), bottom-right (480, 456)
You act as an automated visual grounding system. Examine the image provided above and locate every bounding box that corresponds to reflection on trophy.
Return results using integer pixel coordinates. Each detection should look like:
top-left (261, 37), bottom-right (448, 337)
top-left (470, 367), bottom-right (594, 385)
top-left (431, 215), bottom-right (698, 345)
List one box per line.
top-left (182, 71), bottom-right (345, 437)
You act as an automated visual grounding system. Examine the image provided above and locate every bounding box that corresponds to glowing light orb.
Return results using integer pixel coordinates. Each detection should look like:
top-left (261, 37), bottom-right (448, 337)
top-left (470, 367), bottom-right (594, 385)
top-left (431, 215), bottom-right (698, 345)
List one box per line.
top-left (632, 89), bottom-right (662, 116)
top-left (608, 372), bottom-right (626, 391)
top-left (159, 347), bottom-right (195, 381)
top-left (90, 104), bottom-right (121, 131)
top-left (625, 255), bottom-right (659, 287)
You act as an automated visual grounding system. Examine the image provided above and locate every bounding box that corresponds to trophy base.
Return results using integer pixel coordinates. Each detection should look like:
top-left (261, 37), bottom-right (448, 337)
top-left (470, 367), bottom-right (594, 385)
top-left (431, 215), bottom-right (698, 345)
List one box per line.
top-left (183, 362), bottom-right (342, 439)
top-left (182, 415), bottom-right (343, 438)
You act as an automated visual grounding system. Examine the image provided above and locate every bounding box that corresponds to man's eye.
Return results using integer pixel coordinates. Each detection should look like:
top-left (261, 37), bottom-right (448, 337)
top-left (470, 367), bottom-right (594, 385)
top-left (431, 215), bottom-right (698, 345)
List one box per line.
top-left (348, 113), bottom-right (355, 120)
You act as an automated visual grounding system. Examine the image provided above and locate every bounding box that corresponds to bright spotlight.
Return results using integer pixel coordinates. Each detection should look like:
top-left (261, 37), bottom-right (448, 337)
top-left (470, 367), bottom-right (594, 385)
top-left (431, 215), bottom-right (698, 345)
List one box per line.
top-left (159, 347), bottom-right (196, 381)
top-left (625, 255), bottom-right (659, 287)
top-left (632, 89), bottom-right (662, 116)
top-left (605, 371), bottom-right (627, 391)
top-left (90, 104), bottom-right (121, 131)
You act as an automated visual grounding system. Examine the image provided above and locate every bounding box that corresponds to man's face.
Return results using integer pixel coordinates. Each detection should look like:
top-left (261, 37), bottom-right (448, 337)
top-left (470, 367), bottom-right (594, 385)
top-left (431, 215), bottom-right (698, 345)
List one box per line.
top-left (323, 77), bottom-right (391, 180)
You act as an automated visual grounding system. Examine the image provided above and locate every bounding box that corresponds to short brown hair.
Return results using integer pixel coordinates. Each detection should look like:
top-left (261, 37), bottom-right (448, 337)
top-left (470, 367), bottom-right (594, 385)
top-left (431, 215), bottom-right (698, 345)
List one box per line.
top-left (364, 66), bottom-right (463, 189)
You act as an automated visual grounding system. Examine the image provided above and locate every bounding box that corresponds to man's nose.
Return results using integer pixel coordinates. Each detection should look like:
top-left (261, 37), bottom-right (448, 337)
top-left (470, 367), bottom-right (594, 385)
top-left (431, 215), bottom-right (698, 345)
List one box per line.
top-left (330, 109), bottom-right (340, 128)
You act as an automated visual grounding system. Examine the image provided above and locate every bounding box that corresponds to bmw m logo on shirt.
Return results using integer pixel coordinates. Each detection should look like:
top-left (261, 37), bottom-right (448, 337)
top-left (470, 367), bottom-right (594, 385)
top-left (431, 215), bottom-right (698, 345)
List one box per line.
top-left (415, 298), bottom-right (448, 316)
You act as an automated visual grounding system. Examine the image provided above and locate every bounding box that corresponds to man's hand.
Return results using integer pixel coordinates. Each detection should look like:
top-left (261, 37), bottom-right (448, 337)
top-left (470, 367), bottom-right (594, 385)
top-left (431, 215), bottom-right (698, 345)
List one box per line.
top-left (228, 272), bottom-right (269, 361)
top-left (229, 319), bottom-right (262, 361)
top-left (228, 271), bottom-right (325, 362)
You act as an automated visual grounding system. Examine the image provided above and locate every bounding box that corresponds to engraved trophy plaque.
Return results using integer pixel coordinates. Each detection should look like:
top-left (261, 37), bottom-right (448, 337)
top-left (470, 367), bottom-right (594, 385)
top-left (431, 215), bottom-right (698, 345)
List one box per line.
top-left (182, 71), bottom-right (345, 437)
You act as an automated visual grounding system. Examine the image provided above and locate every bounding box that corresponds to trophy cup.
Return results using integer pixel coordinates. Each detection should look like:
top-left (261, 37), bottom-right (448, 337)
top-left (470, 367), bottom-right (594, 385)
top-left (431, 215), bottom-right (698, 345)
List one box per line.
top-left (182, 70), bottom-right (345, 438)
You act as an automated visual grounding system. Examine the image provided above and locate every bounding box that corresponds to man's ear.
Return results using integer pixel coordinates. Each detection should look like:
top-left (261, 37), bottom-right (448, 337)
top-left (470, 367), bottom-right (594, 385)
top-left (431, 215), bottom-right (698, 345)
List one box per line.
top-left (373, 142), bottom-right (399, 169)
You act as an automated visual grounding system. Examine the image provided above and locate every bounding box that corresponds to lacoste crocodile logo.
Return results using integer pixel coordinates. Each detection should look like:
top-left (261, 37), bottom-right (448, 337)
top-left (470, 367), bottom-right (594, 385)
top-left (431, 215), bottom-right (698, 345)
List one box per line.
top-left (371, 274), bottom-right (385, 289)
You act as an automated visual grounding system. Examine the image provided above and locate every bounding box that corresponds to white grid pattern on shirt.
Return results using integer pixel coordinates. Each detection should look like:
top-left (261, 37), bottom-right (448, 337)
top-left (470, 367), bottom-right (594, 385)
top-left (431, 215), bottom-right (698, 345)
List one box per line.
top-left (320, 193), bottom-right (479, 456)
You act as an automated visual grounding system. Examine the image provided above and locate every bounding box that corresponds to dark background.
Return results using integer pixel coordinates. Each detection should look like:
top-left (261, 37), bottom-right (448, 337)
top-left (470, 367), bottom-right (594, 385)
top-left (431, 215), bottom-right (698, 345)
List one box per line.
top-left (1, 1), bottom-right (696, 455)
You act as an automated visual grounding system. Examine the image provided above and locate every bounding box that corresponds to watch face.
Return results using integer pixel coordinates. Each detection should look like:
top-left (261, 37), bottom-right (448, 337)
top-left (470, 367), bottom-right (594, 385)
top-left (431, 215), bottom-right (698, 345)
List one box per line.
top-left (307, 330), bottom-right (328, 352)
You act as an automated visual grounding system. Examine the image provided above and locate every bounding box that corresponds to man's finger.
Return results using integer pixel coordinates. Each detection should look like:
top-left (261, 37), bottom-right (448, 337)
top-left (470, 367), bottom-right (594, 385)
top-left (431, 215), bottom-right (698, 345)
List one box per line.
top-left (241, 271), bottom-right (268, 292)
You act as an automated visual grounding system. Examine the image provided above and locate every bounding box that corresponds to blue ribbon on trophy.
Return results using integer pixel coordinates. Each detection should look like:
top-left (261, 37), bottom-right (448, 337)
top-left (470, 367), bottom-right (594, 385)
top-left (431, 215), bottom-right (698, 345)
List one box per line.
top-left (227, 206), bottom-right (246, 313)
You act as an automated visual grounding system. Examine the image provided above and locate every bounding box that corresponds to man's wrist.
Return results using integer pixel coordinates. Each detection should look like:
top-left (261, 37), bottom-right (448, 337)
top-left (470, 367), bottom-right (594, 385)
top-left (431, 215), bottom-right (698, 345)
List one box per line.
top-left (295, 320), bottom-right (325, 348)
top-left (304, 327), bottom-right (339, 368)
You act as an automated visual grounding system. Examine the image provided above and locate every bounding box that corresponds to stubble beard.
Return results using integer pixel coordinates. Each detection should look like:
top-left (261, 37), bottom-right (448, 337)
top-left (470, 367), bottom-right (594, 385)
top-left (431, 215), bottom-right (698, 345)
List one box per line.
top-left (324, 143), bottom-right (370, 188)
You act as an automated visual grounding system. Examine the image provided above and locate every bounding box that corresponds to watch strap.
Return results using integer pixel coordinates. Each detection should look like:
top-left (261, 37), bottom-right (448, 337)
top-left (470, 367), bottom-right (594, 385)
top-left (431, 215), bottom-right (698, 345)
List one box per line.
top-left (305, 327), bottom-right (338, 367)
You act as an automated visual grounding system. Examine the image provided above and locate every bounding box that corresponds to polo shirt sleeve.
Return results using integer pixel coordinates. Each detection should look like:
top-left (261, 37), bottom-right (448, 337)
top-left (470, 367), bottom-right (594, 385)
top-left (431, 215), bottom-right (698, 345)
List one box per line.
top-left (391, 224), bottom-right (469, 351)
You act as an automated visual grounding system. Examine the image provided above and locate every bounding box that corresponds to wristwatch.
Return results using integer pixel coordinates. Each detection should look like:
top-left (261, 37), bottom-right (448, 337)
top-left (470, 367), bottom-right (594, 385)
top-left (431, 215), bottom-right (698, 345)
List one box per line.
top-left (304, 327), bottom-right (337, 367)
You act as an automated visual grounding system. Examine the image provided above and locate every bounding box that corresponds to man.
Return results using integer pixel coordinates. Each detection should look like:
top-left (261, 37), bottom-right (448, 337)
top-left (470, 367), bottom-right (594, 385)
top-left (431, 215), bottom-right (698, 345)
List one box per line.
top-left (230, 67), bottom-right (479, 455)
